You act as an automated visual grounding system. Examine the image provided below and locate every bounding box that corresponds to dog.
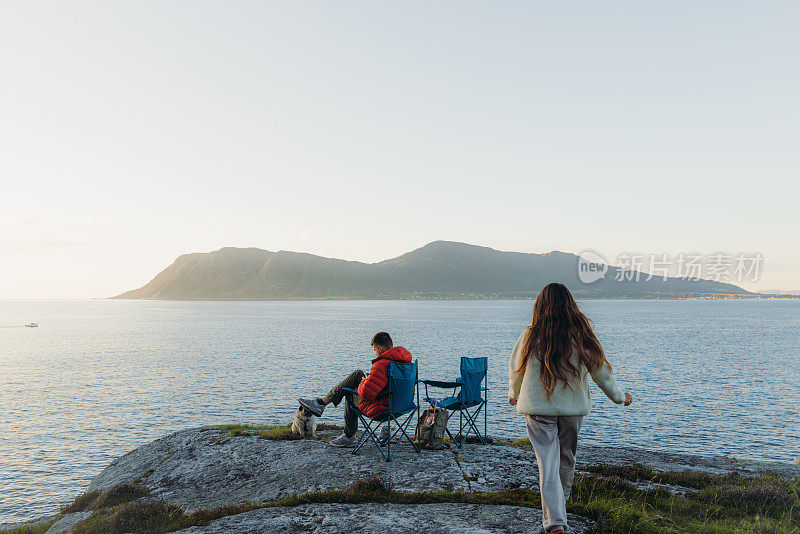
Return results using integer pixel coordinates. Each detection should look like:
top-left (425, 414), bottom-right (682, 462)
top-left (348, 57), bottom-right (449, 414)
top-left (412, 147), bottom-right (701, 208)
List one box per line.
top-left (291, 405), bottom-right (317, 438)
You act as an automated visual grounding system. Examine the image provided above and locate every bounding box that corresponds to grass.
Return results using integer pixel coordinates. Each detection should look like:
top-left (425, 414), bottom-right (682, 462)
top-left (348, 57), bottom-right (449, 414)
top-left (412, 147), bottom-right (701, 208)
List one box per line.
top-left (579, 463), bottom-right (754, 490)
top-left (2, 521), bottom-right (56, 534)
top-left (72, 502), bottom-right (185, 534)
top-left (568, 466), bottom-right (800, 533)
top-left (450, 434), bottom-right (496, 445)
top-left (50, 426), bottom-right (800, 534)
top-left (67, 478), bottom-right (559, 534)
top-left (205, 423), bottom-right (344, 443)
top-left (133, 468), bottom-right (154, 484)
top-left (62, 483), bottom-right (150, 514)
top-left (55, 468), bottom-right (800, 534)
top-left (510, 437), bottom-right (532, 448)
top-left (1, 482), bottom-right (148, 534)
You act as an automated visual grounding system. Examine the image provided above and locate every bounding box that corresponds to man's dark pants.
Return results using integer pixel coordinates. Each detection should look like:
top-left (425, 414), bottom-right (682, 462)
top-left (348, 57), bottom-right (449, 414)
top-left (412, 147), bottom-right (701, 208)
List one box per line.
top-left (326, 370), bottom-right (365, 437)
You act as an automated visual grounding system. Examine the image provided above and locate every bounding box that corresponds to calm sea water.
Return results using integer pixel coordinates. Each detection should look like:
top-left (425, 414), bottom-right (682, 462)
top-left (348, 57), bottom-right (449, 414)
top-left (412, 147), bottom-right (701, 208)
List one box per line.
top-left (1, 299), bottom-right (799, 524)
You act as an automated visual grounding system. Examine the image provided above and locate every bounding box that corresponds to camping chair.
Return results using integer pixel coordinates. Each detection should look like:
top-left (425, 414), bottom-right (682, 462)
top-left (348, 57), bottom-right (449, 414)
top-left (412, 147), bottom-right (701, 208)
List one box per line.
top-left (343, 360), bottom-right (420, 462)
top-left (422, 356), bottom-right (488, 448)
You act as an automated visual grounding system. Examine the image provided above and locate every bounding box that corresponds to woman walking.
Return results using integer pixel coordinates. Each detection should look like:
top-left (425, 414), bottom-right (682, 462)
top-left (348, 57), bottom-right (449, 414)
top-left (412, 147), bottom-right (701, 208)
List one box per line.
top-left (509, 283), bottom-right (632, 534)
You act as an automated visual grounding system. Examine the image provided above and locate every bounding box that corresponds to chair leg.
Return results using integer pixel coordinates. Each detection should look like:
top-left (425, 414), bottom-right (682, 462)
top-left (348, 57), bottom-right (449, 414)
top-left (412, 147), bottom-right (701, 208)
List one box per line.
top-left (352, 416), bottom-right (373, 454)
top-left (401, 411), bottom-right (420, 452)
top-left (392, 410), bottom-right (419, 457)
top-left (353, 417), bottom-right (390, 461)
top-left (386, 418), bottom-right (391, 462)
top-left (461, 404), bottom-right (486, 445)
top-left (468, 406), bottom-right (483, 443)
top-left (415, 404), bottom-right (420, 453)
top-left (444, 416), bottom-right (460, 449)
top-left (354, 409), bottom-right (420, 461)
top-left (415, 380), bottom-right (421, 453)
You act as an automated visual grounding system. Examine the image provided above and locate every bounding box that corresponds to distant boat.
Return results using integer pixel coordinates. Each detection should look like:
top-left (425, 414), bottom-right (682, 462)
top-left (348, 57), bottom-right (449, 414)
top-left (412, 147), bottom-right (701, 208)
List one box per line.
top-left (24, 322), bottom-right (38, 328)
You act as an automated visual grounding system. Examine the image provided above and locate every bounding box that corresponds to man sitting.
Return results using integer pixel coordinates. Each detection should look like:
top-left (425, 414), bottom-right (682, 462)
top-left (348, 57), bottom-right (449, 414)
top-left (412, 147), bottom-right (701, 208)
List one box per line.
top-left (298, 332), bottom-right (413, 447)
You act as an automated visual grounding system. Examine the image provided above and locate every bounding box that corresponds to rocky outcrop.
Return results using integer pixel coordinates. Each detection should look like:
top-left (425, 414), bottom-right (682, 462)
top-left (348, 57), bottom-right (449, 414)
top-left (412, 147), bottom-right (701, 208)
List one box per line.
top-left (39, 426), bottom-right (800, 534)
top-left (81, 427), bottom-right (589, 533)
top-left (87, 428), bottom-right (468, 511)
top-left (173, 503), bottom-right (593, 534)
top-left (89, 427), bottom-right (800, 507)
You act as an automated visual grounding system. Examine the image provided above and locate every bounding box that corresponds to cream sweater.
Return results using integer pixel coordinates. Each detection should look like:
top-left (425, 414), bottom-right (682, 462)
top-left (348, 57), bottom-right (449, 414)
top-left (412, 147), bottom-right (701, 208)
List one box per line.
top-left (508, 330), bottom-right (626, 416)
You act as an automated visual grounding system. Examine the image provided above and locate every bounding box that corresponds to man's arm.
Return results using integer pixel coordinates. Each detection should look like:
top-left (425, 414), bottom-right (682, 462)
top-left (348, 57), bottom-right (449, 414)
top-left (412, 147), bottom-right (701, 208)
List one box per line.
top-left (357, 360), bottom-right (388, 401)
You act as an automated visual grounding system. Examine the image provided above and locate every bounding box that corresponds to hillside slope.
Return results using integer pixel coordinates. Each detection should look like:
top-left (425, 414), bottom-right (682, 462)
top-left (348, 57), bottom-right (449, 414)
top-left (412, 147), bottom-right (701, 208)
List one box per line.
top-left (112, 241), bottom-right (749, 299)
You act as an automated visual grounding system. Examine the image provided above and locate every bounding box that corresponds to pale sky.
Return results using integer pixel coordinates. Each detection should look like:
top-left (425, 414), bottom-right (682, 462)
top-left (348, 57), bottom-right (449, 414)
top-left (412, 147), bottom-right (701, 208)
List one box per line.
top-left (1, 1), bottom-right (798, 298)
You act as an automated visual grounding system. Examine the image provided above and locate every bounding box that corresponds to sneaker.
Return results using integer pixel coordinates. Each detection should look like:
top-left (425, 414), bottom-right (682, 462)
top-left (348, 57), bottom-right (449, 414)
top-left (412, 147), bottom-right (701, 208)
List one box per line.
top-left (329, 433), bottom-right (357, 447)
top-left (298, 397), bottom-right (325, 417)
top-left (377, 425), bottom-right (390, 446)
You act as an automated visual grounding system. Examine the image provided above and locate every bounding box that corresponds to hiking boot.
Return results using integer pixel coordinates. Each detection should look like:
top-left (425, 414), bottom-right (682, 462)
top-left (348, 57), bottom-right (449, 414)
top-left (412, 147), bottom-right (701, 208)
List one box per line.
top-left (298, 397), bottom-right (325, 417)
top-left (329, 433), bottom-right (357, 447)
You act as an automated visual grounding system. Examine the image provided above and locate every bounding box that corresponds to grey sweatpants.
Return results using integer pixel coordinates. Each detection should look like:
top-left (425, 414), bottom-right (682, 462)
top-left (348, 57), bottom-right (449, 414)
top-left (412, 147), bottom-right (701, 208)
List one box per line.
top-left (525, 414), bottom-right (583, 533)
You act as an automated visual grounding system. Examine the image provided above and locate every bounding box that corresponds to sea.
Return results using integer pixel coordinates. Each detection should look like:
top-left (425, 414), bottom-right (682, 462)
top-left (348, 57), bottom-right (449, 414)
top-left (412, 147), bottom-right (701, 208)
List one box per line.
top-left (1, 299), bottom-right (799, 525)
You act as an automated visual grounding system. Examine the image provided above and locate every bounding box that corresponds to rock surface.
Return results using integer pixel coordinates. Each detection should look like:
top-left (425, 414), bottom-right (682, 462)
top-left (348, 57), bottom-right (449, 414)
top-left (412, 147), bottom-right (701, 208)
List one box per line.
top-left (70, 426), bottom-right (800, 533)
top-left (172, 503), bottom-right (594, 533)
top-left (90, 427), bottom-right (800, 508)
top-left (89, 428), bottom-right (466, 512)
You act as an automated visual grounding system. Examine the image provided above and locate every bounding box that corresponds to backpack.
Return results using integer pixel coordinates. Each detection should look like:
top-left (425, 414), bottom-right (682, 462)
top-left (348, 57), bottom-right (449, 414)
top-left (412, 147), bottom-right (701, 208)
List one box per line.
top-left (414, 401), bottom-right (450, 450)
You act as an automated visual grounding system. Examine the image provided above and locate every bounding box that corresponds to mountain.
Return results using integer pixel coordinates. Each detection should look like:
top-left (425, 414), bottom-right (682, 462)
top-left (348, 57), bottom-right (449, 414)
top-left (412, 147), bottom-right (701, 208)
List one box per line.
top-left (758, 289), bottom-right (800, 296)
top-left (112, 241), bottom-right (750, 299)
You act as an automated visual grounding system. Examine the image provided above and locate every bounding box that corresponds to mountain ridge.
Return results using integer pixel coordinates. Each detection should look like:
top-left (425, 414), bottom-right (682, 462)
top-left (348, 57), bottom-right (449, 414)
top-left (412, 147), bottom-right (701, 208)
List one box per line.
top-left (111, 241), bottom-right (750, 300)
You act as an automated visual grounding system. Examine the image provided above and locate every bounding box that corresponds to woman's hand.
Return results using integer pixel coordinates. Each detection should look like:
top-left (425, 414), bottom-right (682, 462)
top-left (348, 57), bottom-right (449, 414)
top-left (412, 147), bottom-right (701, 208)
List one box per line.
top-left (509, 397), bottom-right (517, 406)
top-left (624, 392), bottom-right (633, 406)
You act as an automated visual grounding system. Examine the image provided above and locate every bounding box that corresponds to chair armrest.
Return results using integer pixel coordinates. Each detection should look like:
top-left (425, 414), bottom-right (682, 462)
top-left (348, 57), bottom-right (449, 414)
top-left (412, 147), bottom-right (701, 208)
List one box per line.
top-left (421, 380), bottom-right (462, 389)
top-left (342, 387), bottom-right (357, 394)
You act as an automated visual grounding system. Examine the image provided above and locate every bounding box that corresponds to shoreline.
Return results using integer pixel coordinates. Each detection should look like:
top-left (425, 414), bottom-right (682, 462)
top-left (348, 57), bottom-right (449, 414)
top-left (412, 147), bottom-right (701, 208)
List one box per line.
top-left (106, 296), bottom-right (800, 301)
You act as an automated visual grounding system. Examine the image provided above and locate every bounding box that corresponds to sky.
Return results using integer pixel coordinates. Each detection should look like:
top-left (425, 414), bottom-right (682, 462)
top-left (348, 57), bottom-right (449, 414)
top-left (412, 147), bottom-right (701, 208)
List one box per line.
top-left (1, 1), bottom-right (798, 298)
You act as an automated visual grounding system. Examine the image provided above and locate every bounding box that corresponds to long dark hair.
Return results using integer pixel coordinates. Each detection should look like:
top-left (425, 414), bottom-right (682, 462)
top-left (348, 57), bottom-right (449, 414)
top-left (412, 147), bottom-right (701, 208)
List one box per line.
top-left (516, 283), bottom-right (609, 400)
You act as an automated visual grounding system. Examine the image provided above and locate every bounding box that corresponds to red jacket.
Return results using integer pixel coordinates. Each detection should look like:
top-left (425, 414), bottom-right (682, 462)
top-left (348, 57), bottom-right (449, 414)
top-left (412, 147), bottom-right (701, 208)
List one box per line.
top-left (357, 346), bottom-right (413, 417)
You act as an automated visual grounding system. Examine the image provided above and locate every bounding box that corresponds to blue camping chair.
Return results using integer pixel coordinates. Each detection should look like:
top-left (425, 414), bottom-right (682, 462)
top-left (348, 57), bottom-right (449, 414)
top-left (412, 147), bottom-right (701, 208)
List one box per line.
top-left (422, 357), bottom-right (488, 448)
top-left (343, 360), bottom-right (420, 462)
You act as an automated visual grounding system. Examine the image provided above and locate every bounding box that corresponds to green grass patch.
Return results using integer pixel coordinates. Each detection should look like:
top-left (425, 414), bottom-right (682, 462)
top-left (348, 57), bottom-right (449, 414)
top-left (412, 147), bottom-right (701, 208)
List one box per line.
top-left (452, 435), bottom-right (495, 445)
top-left (133, 468), bottom-right (154, 484)
top-left (57, 470), bottom-right (800, 534)
top-left (2, 520), bottom-right (57, 534)
top-left (206, 423), bottom-right (344, 443)
top-left (510, 437), bottom-right (532, 448)
top-left (579, 462), bottom-right (749, 490)
top-left (568, 469), bottom-right (800, 533)
top-left (489, 437), bottom-right (532, 448)
top-left (71, 502), bottom-right (185, 534)
top-left (61, 483), bottom-right (149, 514)
top-left (64, 478), bottom-right (557, 534)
